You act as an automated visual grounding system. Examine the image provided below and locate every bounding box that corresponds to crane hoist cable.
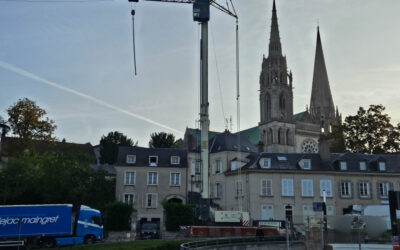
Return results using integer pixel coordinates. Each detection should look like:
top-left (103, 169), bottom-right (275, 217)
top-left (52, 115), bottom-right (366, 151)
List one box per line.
top-left (131, 5), bottom-right (138, 76)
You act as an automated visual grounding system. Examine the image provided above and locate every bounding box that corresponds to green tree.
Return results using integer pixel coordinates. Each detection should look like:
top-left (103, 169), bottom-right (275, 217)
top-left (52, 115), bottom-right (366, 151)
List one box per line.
top-left (343, 104), bottom-right (400, 154)
top-left (99, 131), bottom-right (136, 165)
top-left (149, 132), bottom-right (177, 148)
top-left (7, 98), bottom-right (56, 141)
top-left (162, 201), bottom-right (194, 231)
top-left (103, 202), bottom-right (134, 231)
top-left (0, 151), bottom-right (115, 211)
top-left (327, 119), bottom-right (346, 153)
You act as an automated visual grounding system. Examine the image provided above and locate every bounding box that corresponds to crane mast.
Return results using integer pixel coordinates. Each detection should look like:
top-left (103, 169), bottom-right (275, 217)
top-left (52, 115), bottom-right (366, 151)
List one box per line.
top-left (129, 0), bottom-right (237, 221)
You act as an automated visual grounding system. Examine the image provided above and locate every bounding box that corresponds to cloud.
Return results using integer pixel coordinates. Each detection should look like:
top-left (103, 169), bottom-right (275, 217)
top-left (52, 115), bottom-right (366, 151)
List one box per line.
top-left (0, 60), bottom-right (183, 135)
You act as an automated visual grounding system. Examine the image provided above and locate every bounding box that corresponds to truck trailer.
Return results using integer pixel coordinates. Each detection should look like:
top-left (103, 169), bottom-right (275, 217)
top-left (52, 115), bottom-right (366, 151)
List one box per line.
top-left (0, 204), bottom-right (103, 248)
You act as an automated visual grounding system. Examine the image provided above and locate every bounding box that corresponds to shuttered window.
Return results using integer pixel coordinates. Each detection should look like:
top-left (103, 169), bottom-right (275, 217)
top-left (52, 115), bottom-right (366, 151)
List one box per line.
top-left (301, 179), bottom-right (314, 197)
top-left (282, 178), bottom-right (294, 196)
top-left (320, 180), bottom-right (332, 197)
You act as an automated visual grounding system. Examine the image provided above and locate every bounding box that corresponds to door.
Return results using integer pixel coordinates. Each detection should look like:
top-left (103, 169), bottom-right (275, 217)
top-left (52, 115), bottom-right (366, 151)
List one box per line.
top-left (261, 204), bottom-right (274, 220)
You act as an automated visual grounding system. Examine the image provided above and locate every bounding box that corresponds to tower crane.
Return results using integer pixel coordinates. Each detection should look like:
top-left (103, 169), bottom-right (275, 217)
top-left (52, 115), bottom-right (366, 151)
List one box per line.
top-left (129, 0), bottom-right (238, 222)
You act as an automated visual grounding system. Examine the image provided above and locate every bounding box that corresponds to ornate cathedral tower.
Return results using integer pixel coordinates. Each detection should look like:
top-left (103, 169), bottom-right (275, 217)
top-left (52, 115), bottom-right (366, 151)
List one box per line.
top-left (259, 0), bottom-right (295, 153)
top-left (309, 27), bottom-right (339, 132)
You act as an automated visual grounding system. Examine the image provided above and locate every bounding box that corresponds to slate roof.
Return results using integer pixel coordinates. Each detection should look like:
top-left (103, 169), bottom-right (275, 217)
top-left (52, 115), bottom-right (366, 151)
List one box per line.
top-left (209, 130), bottom-right (258, 153)
top-left (226, 152), bottom-right (400, 174)
top-left (116, 146), bottom-right (187, 168)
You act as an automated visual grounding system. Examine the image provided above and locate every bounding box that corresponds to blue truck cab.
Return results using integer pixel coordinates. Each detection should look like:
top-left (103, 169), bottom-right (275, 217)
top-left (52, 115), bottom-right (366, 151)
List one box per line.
top-left (0, 204), bottom-right (103, 248)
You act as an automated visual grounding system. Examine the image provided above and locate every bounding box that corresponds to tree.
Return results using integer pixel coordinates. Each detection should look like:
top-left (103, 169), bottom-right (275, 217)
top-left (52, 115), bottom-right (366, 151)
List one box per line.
top-left (327, 119), bottom-right (346, 153)
top-left (7, 98), bottom-right (56, 141)
top-left (149, 132), bottom-right (177, 148)
top-left (162, 201), bottom-right (194, 231)
top-left (343, 104), bottom-right (400, 154)
top-left (99, 131), bottom-right (136, 165)
top-left (0, 151), bottom-right (115, 211)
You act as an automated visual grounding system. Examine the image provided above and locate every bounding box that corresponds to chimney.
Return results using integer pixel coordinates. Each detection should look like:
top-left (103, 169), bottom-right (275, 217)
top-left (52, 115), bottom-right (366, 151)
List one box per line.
top-left (318, 133), bottom-right (330, 161)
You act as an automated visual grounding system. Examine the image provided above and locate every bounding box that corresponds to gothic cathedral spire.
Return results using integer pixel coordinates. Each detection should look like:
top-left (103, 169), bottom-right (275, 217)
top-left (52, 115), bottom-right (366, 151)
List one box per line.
top-left (259, 0), bottom-right (295, 153)
top-left (269, 0), bottom-right (282, 56)
top-left (309, 27), bottom-right (337, 132)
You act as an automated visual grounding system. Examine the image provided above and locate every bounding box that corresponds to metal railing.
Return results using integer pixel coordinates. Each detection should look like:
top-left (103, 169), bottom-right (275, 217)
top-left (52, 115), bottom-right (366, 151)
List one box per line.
top-left (180, 235), bottom-right (293, 249)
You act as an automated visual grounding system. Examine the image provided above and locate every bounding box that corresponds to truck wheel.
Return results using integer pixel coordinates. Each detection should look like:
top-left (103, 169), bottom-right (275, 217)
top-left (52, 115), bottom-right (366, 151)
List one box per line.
top-left (44, 239), bottom-right (55, 248)
top-left (84, 235), bottom-right (96, 244)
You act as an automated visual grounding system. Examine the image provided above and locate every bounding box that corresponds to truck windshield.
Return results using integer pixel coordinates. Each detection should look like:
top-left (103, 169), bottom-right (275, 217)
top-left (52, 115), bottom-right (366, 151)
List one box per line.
top-left (91, 216), bottom-right (102, 226)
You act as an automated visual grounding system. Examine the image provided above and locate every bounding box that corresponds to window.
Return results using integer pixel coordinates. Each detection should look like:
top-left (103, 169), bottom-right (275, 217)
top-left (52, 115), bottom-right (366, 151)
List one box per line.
top-left (149, 156), bottom-right (158, 166)
top-left (216, 182), bottom-right (223, 198)
top-left (215, 159), bottom-right (222, 173)
top-left (359, 161), bottom-right (367, 171)
top-left (359, 181), bottom-right (370, 198)
top-left (231, 161), bottom-right (237, 171)
top-left (260, 158), bottom-right (271, 169)
top-left (124, 171), bottom-right (136, 185)
top-left (147, 172), bottom-right (158, 185)
top-left (340, 181), bottom-right (352, 198)
top-left (277, 156), bottom-right (287, 161)
top-left (340, 161), bottom-right (347, 171)
top-left (194, 160), bottom-right (201, 174)
top-left (171, 156), bottom-right (180, 165)
top-left (170, 173), bottom-right (181, 186)
top-left (91, 216), bottom-right (102, 226)
top-left (145, 193), bottom-right (158, 208)
top-left (378, 182), bottom-right (391, 199)
top-left (260, 179), bottom-right (273, 196)
top-left (320, 180), bottom-right (333, 197)
top-left (123, 193), bottom-right (135, 203)
top-left (235, 180), bottom-right (243, 197)
top-left (301, 179), bottom-right (314, 197)
top-left (282, 178), bottom-right (294, 196)
top-left (301, 159), bottom-right (311, 170)
top-left (379, 162), bottom-right (386, 172)
top-left (126, 155), bottom-right (136, 164)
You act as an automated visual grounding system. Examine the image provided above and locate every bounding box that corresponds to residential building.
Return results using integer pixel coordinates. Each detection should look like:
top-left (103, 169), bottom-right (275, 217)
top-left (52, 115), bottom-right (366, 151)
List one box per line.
top-left (115, 146), bottom-right (187, 230)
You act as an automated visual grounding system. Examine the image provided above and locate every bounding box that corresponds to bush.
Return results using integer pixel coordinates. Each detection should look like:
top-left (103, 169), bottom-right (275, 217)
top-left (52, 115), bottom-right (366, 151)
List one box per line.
top-left (103, 202), bottom-right (134, 231)
top-left (163, 201), bottom-right (194, 232)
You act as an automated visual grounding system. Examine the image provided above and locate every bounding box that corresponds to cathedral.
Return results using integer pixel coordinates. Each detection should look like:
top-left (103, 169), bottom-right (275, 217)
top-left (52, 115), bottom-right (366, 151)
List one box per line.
top-left (185, 0), bottom-right (340, 154)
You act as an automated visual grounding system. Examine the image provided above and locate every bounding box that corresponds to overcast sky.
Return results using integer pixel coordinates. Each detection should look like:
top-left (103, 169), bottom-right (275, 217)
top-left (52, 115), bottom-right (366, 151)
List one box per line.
top-left (1, 0), bottom-right (400, 146)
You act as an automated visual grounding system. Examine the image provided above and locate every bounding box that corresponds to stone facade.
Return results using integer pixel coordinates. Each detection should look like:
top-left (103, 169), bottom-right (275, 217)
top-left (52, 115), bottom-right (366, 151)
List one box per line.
top-left (114, 146), bottom-right (187, 230)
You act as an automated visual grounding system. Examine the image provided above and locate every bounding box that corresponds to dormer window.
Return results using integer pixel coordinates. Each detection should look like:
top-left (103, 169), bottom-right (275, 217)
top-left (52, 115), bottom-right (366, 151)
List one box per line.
top-left (359, 161), bottom-right (367, 171)
top-left (171, 156), bottom-right (180, 165)
top-left (149, 156), bottom-right (158, 166)
top-left (231, 161), bottom-right (237, 171)
top-left (260, 158), bottom-right (271, 169)
top-left (379, 161), bottom-right (386, 172)
top-left (340, 161), bottom-right (347, 171)
top-left (300, 159), bottom-right (311, 170)
top-left (126, 155), bottom-right (136, 164)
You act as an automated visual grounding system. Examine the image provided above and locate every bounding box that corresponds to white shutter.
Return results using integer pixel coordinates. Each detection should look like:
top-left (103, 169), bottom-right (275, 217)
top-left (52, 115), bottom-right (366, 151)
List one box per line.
top-left (267, 179), bottom-right (272, 196)
top-left (288, 179), bottom-right (294, 196)
top-left (282, 179), bottom-right (287, 196)
top-left (261, 179), bottom-right (267, 195)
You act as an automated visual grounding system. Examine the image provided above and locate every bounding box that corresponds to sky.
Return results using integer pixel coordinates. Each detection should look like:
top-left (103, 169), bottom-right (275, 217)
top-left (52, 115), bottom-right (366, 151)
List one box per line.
top-left (1, 0), bottom-right (400, 147)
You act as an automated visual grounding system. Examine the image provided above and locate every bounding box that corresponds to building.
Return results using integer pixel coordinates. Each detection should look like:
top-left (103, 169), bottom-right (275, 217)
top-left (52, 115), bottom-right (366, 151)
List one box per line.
top-left (114, 146), bottom-right (188, 230)
top-left (203, 135), bottom-right (400, 224)
top-left (185, 0), bottom-right (340, 154)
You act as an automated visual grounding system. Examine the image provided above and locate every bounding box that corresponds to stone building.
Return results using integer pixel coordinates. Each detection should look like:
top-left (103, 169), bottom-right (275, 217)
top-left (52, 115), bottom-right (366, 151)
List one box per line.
top-left (114, 146), bottom-right (187, 230)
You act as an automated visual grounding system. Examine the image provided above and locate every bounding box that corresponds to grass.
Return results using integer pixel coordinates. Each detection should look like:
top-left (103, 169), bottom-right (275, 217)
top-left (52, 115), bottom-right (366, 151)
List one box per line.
top-left (37, 239), bottom-right (190, 250)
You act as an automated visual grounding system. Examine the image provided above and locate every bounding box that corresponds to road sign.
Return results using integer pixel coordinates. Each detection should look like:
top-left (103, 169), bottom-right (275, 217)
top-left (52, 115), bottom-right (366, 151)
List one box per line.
top-left (313, 202), bottom-right (323, 212)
